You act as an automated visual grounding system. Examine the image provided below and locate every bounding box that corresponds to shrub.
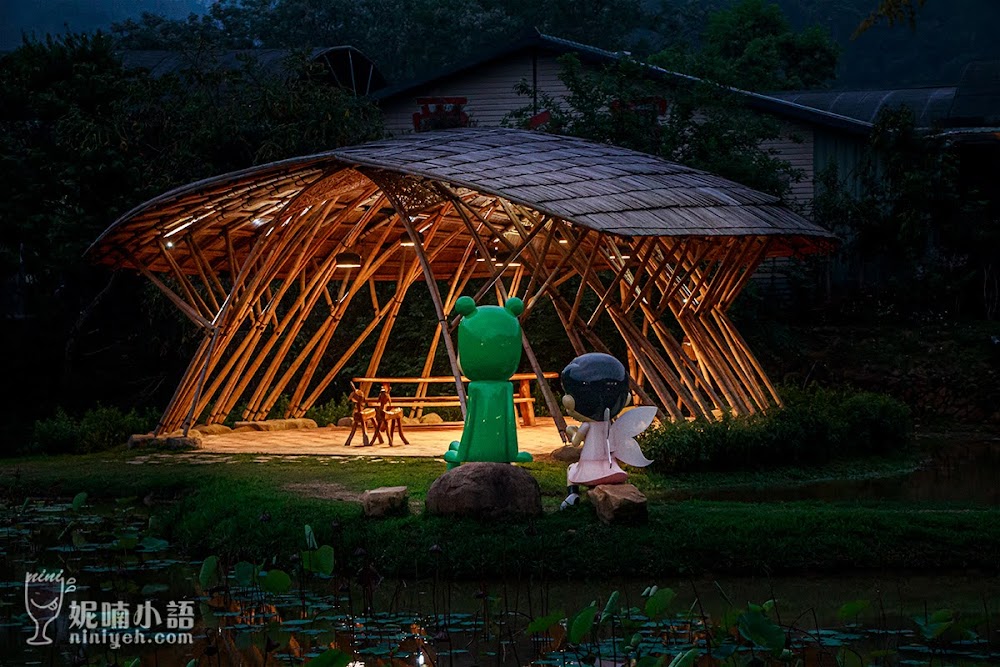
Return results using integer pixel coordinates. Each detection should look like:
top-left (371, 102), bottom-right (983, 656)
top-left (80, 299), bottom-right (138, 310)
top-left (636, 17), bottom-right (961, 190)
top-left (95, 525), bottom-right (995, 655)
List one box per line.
top-left (31, 405), bottom-right (157, 454)
top-left (77, 405), bottom-right (156, 452)
top-left (639, 387), bottom-right (912, 472)
top-left (305, 394), bottom-right (353, 427)
top-left (30, 408), bottom-right (78, 454)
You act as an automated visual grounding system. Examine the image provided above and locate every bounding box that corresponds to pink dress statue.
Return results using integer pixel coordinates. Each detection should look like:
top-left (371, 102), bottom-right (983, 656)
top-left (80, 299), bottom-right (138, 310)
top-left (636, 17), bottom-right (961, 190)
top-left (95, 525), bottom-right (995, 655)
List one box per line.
top-left (567, 406), bottom-right (657, 487)
top-left (559, 353), bottom-right (657, 509)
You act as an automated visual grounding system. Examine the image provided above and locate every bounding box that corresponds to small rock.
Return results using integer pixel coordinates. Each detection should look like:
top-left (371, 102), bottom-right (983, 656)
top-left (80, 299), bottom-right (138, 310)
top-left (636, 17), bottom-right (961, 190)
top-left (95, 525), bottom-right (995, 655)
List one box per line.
top-left (233, 418), bottom-right (318, 431)
top-left (550, 445), bottom-right (582, 463)
top-left (588, 484), bottom-right (648, 525)
top-left (419, 412), bottom-right (444, 424)
top-left (336, 417), bottom-right (354, 428)
top-left (192, 424), bottom-right (232, 436)
top-left (361, 486), bottom-right (409, 518)
top-left (425, 463), bottom-right (541, 519)
top-left (128, 432), bottom-right (200, 450)
top-left (127, 434), bottom-right (156, 448)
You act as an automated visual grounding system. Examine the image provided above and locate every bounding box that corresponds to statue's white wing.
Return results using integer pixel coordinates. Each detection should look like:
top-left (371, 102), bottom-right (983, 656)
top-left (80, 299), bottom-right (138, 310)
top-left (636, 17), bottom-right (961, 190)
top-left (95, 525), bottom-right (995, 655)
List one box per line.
top-left (609, 406), bottom-right (657, 468)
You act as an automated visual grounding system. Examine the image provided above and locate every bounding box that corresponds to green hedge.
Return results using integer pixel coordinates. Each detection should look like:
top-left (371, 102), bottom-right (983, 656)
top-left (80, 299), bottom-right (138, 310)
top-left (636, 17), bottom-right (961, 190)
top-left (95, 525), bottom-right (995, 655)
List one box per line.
top-left (30, 405), bottom-right (157, 455)
top-left (638, 387), bottom-right (913, 472)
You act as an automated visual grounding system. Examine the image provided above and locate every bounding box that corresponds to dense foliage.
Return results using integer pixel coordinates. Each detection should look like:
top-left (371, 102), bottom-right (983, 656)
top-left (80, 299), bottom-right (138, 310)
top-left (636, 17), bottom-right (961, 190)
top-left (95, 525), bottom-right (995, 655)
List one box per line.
top-left (504, 54), bottom-right (800, 199)
top-left (639, 386), bottom-right (913, 472)
top-left (110, 0), bottom-right (651, 82)
top-left (31, 405), bottom-right (158, 454)
top-left (0, 33), bottom-right (383, 443)
top-left (812, 108), bottom-right (1000, 320)
top-left (652, 0), bottom-right (839, 91)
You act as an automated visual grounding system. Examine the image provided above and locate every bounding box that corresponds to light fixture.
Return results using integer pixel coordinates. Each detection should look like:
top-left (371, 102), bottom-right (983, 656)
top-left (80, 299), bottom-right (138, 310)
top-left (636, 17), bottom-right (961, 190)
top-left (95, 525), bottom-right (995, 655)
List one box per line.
top-left (335, 251), bottom-right (362, 269)
top-left (165, 241), bottom-right (174, 249)
top-left (609, 245), bottom-right (631, 260)
top-left (558, 238), bottom-right (569, 245)
top-left (251, 217), bottom-right (269, 227)
top-left (400, 232), bottom-right (423, 248)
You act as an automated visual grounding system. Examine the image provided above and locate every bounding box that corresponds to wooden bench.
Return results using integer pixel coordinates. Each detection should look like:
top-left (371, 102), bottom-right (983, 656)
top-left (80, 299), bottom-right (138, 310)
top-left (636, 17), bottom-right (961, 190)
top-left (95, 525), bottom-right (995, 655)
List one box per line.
top-left (353, 373), bottom-right (559, 426)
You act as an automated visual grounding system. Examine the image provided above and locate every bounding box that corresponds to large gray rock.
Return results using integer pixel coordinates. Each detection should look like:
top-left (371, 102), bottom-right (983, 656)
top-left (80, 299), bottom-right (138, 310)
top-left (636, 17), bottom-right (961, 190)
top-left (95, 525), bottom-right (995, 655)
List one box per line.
top-left (587, 484), bottom-right (648, 525)
top-left (336, 417), bottom-right (354, 428)
top-left (425, 463), bottom-right (541, 519)
top-left (361, 486), bottom-right (409, 517)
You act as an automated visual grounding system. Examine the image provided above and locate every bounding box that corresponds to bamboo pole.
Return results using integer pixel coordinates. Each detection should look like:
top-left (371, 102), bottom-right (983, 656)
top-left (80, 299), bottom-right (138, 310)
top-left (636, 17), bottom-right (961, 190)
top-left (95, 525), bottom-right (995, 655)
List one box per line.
top-left (413, 238), bottom-right (476, 418)
top-left (207, 192), bottom-right (374, 420)
top-left (283, 213), bottom-right (467, 417)
top-left (158, 240), bottom-right (214, 318)
top-left (399, 210), bottom-right (467, 417)
top-left (568, 232), bottom-right (604, 327)
top-left (120, 245), bottom-right (212, 329)
top-left (244, 205), bottom-right (402, 419)
top-left (493, 273), bottom-right (569, 442)
top-left (547, 290), bottom-right (664, 420)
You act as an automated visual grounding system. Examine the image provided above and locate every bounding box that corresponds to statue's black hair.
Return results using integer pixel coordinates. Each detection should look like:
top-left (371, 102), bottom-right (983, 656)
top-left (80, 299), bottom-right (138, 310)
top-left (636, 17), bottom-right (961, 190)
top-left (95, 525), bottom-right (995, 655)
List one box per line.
top-left (561, 352), bottom-right (630, 421)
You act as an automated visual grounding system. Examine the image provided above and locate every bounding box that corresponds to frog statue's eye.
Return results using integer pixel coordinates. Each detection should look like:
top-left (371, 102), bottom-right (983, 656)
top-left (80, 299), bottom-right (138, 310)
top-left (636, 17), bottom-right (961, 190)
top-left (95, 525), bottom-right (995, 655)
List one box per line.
top-left (504, 297), bottom-right (524, 317)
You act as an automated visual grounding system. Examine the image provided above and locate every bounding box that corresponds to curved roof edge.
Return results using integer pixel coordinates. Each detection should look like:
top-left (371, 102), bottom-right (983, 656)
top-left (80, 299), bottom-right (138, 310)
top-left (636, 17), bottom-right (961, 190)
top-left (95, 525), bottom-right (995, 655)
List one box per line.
top-left (89, 128), bottom-right (835, 258)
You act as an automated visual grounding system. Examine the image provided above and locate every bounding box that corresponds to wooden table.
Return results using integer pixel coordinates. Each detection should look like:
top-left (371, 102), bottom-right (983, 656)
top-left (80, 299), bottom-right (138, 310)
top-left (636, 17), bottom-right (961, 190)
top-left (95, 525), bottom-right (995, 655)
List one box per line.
top-left (353, 373), bottom-right (559, 426)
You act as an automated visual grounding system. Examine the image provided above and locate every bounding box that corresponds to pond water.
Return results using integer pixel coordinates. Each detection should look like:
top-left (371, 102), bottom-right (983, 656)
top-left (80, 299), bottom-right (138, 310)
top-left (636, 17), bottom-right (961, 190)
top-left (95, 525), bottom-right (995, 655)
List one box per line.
top-left (667, 438), bottom-right (1000, 505)
top-left (1, 496), bottom-right (998, 666)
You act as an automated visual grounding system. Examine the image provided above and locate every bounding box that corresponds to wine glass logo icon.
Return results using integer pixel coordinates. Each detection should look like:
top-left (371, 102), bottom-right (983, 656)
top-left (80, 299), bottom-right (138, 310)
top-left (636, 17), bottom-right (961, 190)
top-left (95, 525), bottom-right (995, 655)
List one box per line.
top-left (24, 570), bottom-right (74, 646)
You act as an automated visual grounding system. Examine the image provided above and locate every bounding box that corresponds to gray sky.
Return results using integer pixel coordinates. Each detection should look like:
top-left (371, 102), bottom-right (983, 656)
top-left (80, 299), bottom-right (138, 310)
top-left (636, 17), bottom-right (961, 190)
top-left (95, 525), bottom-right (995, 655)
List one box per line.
top-left (1, 0), bottom-right (207, 49)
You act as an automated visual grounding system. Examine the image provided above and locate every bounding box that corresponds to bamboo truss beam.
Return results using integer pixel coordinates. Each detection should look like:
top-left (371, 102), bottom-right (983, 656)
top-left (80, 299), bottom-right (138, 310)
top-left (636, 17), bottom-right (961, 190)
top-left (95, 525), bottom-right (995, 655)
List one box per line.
top-left (130, 165), bottom-right (787, 435)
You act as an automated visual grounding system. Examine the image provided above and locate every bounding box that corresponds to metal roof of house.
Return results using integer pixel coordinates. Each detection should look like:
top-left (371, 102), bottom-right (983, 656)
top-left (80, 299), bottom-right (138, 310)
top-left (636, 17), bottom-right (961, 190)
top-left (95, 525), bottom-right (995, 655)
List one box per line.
top-left (768, 87), bottom-right (957, 127)
top-left (770, 61), bottom-right (1000, 131)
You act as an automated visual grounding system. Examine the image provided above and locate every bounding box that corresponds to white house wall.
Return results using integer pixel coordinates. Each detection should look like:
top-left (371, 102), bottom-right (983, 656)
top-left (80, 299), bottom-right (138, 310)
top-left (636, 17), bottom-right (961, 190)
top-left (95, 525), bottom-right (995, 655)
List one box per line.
top-left (382, 55), bottom-right (821, 207)
top-left (383, 53), bottom-right (554, 134)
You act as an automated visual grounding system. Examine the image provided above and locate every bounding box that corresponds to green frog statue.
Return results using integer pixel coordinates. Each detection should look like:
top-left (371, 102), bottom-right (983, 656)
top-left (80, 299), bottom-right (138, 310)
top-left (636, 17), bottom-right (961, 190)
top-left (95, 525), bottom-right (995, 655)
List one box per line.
top-left (443, 295), bottom-right (534, 468)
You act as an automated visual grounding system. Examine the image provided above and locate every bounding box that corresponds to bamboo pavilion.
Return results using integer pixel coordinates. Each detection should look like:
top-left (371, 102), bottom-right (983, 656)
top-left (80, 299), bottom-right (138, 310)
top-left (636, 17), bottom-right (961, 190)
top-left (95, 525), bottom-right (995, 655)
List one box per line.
top-left (88, 128), bottom-right (835, 438)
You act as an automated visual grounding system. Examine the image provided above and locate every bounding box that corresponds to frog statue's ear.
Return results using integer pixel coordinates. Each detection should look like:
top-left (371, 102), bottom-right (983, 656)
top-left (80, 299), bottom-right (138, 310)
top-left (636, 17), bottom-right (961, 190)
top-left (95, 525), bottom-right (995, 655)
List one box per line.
top-left (504, 297), bottom-right (524, 317)
top-left (454, 295), bottom-right (477, 317)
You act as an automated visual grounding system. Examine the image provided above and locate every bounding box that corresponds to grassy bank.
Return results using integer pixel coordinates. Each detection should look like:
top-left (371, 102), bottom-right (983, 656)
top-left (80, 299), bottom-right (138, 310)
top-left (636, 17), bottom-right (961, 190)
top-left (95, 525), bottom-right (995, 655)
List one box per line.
top-left (4, 446), bottom-right (998, 579)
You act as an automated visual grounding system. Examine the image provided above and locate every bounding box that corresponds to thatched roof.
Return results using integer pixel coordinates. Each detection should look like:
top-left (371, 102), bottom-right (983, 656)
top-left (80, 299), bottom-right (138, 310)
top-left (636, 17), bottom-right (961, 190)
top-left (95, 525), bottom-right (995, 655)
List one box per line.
top-left (89, 127), bottom-right (833, 280)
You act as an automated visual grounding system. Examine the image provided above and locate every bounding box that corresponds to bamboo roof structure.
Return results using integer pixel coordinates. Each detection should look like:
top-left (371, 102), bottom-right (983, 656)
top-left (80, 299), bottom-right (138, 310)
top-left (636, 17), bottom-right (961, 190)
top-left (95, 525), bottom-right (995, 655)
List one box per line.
top-left (89, 128), bottom-right (835, 437)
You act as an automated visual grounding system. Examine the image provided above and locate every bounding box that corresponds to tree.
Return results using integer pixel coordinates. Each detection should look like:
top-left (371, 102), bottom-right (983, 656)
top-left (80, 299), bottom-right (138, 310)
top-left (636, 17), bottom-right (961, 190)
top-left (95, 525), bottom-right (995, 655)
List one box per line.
top-left (0, 33), bottom-right (384, 434)
top-left (856, 0), bottom-right (928, 34)
top-left (504, 53), bottom-right (798, 199)
top-left (652, 0), bottom-right (839, 91)
top-left (812, 107), bottom-right (999, 318)
top-left (111, 0), bottom-right (651, 82)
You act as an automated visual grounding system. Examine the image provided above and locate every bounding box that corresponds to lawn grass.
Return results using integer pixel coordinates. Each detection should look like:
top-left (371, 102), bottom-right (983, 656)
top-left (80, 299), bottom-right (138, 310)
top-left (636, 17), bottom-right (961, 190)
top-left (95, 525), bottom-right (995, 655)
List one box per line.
top-left (3, 448), bottom-right (997, 579)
